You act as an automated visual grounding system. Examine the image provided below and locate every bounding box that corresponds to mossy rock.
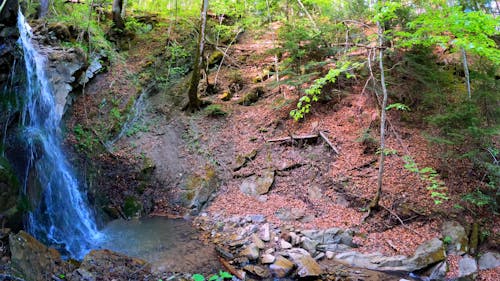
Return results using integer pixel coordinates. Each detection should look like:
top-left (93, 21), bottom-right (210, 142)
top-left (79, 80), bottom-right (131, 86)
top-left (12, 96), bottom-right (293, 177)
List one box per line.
top-left (238, 87), bottom-right (264, 106)
top-left (47, 22), bottom-right (72, 41)
top-left (208, 51), bottom-right (224, 67)
top-left (181, 166), bottom-right (219, 214)
top-left (0, 155), bottom-right (22, 229)
top-left (139, 156), bottom-right (156, 179)
top-left (123, 196), bottom-right (142, 219)
top-left (219, 91), bottom-right (233, 101)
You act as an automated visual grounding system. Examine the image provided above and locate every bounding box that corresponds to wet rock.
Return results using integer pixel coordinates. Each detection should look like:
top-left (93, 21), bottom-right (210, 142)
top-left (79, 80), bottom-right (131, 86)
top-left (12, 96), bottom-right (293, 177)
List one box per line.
top-left (47, 22), bottom-right (72, 41)
top-left (442, 221), bottom-right (468, 254)
top-left (80, 249), bottom-right (151, 280)
top-left (478, 251), bottom-right (500, 270)
top-left (269, 256), bottom-right (295, 278)
top-left (9, 231), bottom-right (69, 281)
top-left (239, 243), bottom-right (260, 260)
top-left (287, 248), bottom-right (323, 277)
top-left (182, 167), bottom-right (219, 214)
top-left (261, 254), bottom-right (275, 264)
top-left (243, 264), bottom-right (270, 279)
top-left (0, 156), bottom-right (21, 229)
top-left (457, 255), bottom-right (478, 281)
top-left (239, 169), bottom-right (274, 196)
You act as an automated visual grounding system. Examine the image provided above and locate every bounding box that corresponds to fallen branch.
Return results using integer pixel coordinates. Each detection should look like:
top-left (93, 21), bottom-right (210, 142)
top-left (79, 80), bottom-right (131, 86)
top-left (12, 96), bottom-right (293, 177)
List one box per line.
top-left (379, 204), bottom-right (420, 235)
top-left (266, 134), bottom-right (318, 143)
top-left (319, 131), bottom-right (340, 154)
top-left (218, 256), bottom-right (245, 280)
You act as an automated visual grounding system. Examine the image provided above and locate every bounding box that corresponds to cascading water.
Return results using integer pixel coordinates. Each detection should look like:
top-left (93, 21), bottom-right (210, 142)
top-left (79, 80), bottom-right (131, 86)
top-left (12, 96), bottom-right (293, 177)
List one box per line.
top-left (17, 9), bottom-right (102, 259)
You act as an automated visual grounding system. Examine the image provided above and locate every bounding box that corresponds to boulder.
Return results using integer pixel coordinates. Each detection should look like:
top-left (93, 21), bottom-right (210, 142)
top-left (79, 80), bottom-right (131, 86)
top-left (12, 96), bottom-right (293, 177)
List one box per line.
top-left (259, 223), bottom-right (271, 242)
top-left (269, 256), bottom-right (295, 278)
top-left (287, 248), bottom-right (323, 277)
top-left (79, 249), bottom-right (151, 280)
top-left (239, 169), bottom-right (274, 196)
top-left (238, 86), bottom-right (264, 106)
top-left (478, 251), bottom-right (500, 270)
top-left (406, 238), bottom-right (446, 271)
top-left (441, 221), bottom-right (468, 254)
top-left (301, 237), bottom-right (319, 254)
top-left (9, 231), bottom-right (70, 281)
top-left (261, 253), bottom-right (275, 264)
top-left (275, 207), bottom-right (305, 221)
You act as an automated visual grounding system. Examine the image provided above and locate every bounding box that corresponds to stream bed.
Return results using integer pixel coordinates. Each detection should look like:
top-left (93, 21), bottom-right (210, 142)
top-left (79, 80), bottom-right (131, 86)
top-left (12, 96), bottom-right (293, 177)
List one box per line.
top-left (97, 217), bottom-right (221, 274)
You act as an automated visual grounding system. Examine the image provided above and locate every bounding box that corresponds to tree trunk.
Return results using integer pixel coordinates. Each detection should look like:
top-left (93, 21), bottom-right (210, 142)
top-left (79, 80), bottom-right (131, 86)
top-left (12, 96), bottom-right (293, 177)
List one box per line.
top-left (461, 47), bottom-right (471, 100)
top-left (185, 0), bottom-right (208, 111)
top-left (370, 20), bottom-right (388, 209)
top-left (112, 0), bottom-right (125, 30)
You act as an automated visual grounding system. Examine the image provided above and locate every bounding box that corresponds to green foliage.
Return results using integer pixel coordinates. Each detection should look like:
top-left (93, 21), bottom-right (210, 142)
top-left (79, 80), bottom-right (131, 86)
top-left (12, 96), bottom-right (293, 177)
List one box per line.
top-left (386, 103), bottom-right (410, 111)
top-left (192, 271), bottom-right (232, 281)
top-left (204, 104), bottom-right (227, 117)
top-left (403, 156), bottom-right (449, 204)
top-left (399, 5), bottom-right (500, 64)
top-left (290, 61), bottom-right (361, 121)
top-left (443, 235), bottom-right (452, 245)
top-left (73, 124), bottom-right (98, 152)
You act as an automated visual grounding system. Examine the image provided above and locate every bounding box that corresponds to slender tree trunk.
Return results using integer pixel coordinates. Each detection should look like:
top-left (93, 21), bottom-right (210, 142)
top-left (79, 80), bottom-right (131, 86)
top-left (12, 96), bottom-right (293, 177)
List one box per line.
top-left (121, 0), bottom-right (127, 18)
top-left (461, 47), bottom-right (471, 100)
top-left (296, 0), bottom-right (318, 31)
top-left (186, 0), bottom-right (208, 111)
top-left (112, 0), bottom-right (125, 30)
top-left (370, 21), bottom-right (388, 209)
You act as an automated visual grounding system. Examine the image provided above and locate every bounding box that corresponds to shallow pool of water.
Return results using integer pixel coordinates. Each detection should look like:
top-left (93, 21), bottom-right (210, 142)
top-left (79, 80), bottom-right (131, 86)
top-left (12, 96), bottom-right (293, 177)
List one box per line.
top-left (97, 217), bottom-right (221, 274)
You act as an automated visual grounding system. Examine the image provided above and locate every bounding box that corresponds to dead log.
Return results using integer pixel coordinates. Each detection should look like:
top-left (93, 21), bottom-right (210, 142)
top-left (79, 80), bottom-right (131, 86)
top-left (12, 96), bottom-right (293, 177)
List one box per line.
top-left (266, 134), bottom-right (318, 143)
top-left (319, 131), bottom-right (340, 154)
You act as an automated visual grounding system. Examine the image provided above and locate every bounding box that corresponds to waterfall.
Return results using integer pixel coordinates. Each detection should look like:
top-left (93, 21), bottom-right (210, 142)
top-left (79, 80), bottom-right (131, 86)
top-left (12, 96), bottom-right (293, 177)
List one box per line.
top-left (16, 9), bottom-right (102, 259)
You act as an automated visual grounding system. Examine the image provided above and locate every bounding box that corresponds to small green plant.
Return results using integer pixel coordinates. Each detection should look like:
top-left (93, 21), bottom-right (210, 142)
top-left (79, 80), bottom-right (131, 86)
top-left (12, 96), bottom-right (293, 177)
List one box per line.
top-left (73, 124), bottom-right (98, 152)
top-left (192, 271), bottom-right (232, 281)
top-left (443, 235), bottom-right (452, 245)
top-left (403, 155), bottom-right (449, 204)
top-left (386, 103), bottom-right (410, 111)
top-left (204, 104), bottom-right (227, 117)
top-left (290, 61), bottom-right (361, 121)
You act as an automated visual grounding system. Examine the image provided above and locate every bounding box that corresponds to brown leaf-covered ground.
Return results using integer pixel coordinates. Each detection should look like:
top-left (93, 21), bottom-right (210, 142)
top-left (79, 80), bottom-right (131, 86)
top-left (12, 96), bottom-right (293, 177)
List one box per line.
top-left (67, 18), bottom-right (498, 279)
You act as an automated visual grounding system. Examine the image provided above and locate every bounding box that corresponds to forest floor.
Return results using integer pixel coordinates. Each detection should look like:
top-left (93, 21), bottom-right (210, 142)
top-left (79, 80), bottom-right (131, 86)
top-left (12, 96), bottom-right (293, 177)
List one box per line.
top-left (67, 18), bottom-right (499, 280)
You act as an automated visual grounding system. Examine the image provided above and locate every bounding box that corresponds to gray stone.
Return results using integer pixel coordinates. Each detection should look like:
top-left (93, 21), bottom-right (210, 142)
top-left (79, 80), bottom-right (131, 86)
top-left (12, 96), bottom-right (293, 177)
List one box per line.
top-left (458, 255), bottom-right (478, 281)
top-left (270, 256), bottom-right (295, 278)
top-left (308, 184), bottom-right (323, 200)
top-left (289, 232), bottom-right (300, 246)
top-left (428, 261), bottom-right (447, 281)
top-left (478, 251), bottom-right (500, 270)
top-left (407, 238), bottom-right (446, 271)
top-left (249, 214), bottom-right (266, 223)
top-left (280, 239), bottom-right (292, 249)
top-left (239, 243), bottom-right (260, 260)
top-left (287, 248), bottom-right (323, 277)
top-left (325, 251), bottom-right (334, 259)
top-left (275, 207), bottom-right (305, 221)
top-left (259, 223), bottom-right (271, 242)
top-left (240, 169), bottom-right (274, 196)
top-left (302, 237), bottom-right (319, 254)
top-left (261, 254), bottom-right (275, 264)
top-left (252, 234), bottom-right (266, 249)
top-left (442, 221), bottom-right (468, 254)
top-left (314, 252), bottom-right (325, 260)
top-left (317, 243), bottom-right (351, 253)
top-left (70, 268), bottom-right (96, 281)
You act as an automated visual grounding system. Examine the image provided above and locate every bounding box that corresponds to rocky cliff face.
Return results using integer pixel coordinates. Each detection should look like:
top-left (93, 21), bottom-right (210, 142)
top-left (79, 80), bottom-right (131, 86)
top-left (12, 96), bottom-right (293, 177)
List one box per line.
top-left (0, 0), bottom-right (21, 229)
